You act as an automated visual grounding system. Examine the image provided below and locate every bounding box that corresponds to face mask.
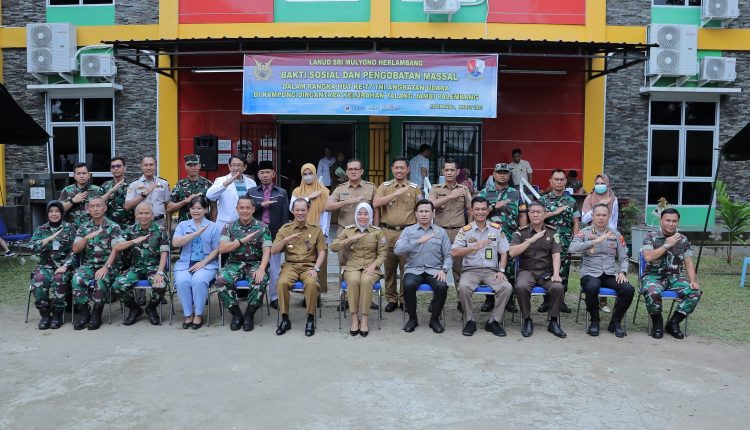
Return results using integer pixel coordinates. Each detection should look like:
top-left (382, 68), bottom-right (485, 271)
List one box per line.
top-left (303, 174), bottom-right (315, 184)
top-left (594, 184), bottom-right (607, 194)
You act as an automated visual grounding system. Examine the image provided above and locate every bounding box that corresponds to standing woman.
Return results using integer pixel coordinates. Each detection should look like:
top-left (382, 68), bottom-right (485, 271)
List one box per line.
top-left (331, 203), bottom-right (385, 336)
top-left (290, 163), bottom-right (331, 291)
top-left (172, 196), bottom-right (221, 329)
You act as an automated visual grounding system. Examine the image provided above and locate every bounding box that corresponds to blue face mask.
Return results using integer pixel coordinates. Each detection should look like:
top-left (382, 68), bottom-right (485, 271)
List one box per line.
top-left (594, 184), bottom-right (607, 194)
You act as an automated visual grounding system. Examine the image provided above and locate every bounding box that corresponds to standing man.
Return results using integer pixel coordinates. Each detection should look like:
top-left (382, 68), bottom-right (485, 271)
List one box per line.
top-left (317, 145), bottom-right (336, 188)
top-left (70, 197), bottom-right (123, 330)
top-left (374, 156), bottom-right (423, 312)
top-left (508, 148), bottom-right (533, 187)
top-left (168, 154), bottom-right (213, 223)
top-left (538, 169), bottom-right (580, 313)
top-left (641, 208), bottom-right (701, 339)
top-left (59, 162), bottom-right (103, 228)
top-left (452, 196), bottom-right (513, 337)
top-left (206, 155), bottom-right (257, 231)
top-left (124, 156), bottom-right (171, 228)
top-left (509, 201), bottom-right (566, 338)
top-left (394, 199), bottom-right (452, 334)
top-left (247, 160), bottom-right (289, 310)
top-left (271, 199), bottom-right (326, 337)
top-left (245, 151), bottom-right (259, 183)
top-left (408, 144), bottom-right (431, 186)
top-left (100, 157), bottom-right (134, 228)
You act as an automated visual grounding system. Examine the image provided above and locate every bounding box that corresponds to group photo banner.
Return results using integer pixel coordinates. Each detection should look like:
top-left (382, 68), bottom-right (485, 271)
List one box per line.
top-left (242, 52), bottom-right (498, 118)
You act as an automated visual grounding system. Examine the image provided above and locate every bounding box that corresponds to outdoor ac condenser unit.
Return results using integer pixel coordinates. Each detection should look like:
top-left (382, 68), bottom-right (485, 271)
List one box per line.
top-left (26, 23), bottom-right (77, 73)
top-left (646, 24), bottom-right (698, 77)
top-left (423, 0), bottom-right (460, 14)
top-left (699, 56), bottom-right (737, 83)
top-left (80, 54), bottom-right (116, 77)
top-left (701, 0), bottom-right (740, 25)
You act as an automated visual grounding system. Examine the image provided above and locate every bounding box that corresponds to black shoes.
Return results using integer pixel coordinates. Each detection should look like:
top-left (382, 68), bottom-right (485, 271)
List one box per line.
top-left (521, 318), bottom-right (534, 337)
top-left (462, 320), bottom-right (477, 336)
top-left (191, 319), bottom-right (203, 330)
top-left (537, 301), bottom-right (550, 313)
top-left (547, 319), bottom-right (566, 338)
top-left (608, 318), bottom-right (626, 338)
top-left (38, 306), bottom-right (51, 330)
top-left (87, 303), bottom-right (104, 330)
top-left (74, 304), bottom-right (90, 330)
top-left (276, 316), bottom-right (291, 335)
top-left (481, 296), bottom-right (495, 312)
top-left (485, 320), bottom-right (506, 337)
top-left (243, 304), bottom-right (257, 331)
top-left (123, 299), bottom-right (143, 326)
top-left (305, 316), bottom-right (315, 337)
top-left (270, 299), bottom-right (278, 310)
top-left (50, 308), bottom-right (64, 329)
top-left (385, 302), bottom-right (399, 313)
top-left (428, 301), bottom-right (433, 314)
top-left (587, 318), bottom-right (600, 337)
top-left (229, 305), bottom-right (244, 331)
top-left (666, 312), bottom-right (686, 339)
top-left (144, 302), bottom-right (160, 325)
top-left (182, 320), bottom-right (192, 329)
top-left (428, 318), bottom-right (444, 334)
top-left (650, 313), bottom-right (664, 339)
top-left (560, 302), bottom-right (572, 314)
top-left (403, 317), bottom-right (418, 332)
top-left (370, 301), bottom-right (379, 310)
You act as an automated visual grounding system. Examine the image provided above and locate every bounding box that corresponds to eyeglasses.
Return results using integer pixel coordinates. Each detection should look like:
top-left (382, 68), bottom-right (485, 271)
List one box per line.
top-left (110, 164), bottom-right (124, 168)
top-left (347, 168), bottom-right (362, 171)
top-left (229, 164), bottom-right (245, 168)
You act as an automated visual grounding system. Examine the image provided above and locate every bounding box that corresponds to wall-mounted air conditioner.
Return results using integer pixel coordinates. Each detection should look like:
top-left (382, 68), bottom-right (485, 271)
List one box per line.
top-left (699, 56), bottom-right (737, 84)
top-left (646, 25), bottom-right (698, 79)
top-left (80, 54), bottom-right (116, 77)
top-left (701, 0), bottom-right (740, 27)
top-left (424, 0), bottom-right (461, 17)
top-left (26, 23), bottom-right (77, 74)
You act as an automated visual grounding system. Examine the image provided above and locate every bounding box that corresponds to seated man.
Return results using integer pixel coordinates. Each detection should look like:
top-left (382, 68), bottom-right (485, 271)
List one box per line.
top-left (111, 202), bottom-right (170, 326)
top-left (641, 208), bottom-right (701, 339)
top-left (451, 196), bottom-right (512, 337)
top-left (569, 203), bottom-right (634, 338)
top-left (214, 196), bottom-right (271, 332)
top-left (71, 197), bottom-right (123, 330)
top-left (509, 201), bottom-right (566, 338)
top-left (271, 199), bottom-right (326, 337)
top-left (394, 199), bottom-right (452, 334)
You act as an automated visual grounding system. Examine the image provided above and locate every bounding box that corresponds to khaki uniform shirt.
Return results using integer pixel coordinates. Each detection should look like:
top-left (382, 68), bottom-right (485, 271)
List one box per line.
top-left (511, 225), bottom-right (562, 272)
top-left (126, 175), bottom-right (171, 218)
top-left (429, 182), bottom-right (471, 228)
top-left (452, 221), bottom-right (510, 271)
top-left (328, 180), bottom-right (376, 227)
top-left (375, 180), bottom-right (422, 228)
top-left (331, 224), bottom-right (386, 272)
top-left (274, 221), bottom-right (325, 264)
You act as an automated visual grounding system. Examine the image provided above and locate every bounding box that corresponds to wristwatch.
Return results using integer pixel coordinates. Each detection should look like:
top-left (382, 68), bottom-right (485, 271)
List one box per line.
top-left (140, 192), bottom-right (148, 198)
top-left (104, 263), bottom-right (112, 269)
top-left (314, 266), bottom-right (320, 272)
top-left (157, 271), bottom-right (165, 276)
top-left (498, 267), bottom-right (506, 273)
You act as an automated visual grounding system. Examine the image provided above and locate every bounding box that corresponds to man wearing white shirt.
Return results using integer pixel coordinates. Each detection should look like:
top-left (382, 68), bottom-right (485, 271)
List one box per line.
top-left (316, 146), bottom-right (336, 188)
top-left (206, 155), bottom-right (257, 231)
top-left (408, 144), bottom-right (431, 186)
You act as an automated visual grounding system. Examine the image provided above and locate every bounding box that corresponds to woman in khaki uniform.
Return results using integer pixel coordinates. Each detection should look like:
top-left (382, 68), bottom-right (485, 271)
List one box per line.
top-left (331, 203), bottom-right (385, 337)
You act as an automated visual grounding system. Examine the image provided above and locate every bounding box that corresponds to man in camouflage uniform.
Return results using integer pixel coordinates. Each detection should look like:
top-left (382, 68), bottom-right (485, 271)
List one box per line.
top-left (29, 200), bottom-right (77, 329)
top-left (111, 202), bottom-right (170, 326)
top-left (641, 208), bottom-right (701, 339)
top-left (215, 196), bottom-right (271, 331)
top-left (59, 162), bottom-right (103, 228)
top-left (168, 154), bottom-right (213, 223)
top-left (100, 156), bottom-right (134, 228)
top-left (538, 169), bottom-right (580, 313)
top-left (70, 197), bottom-right (124, 330)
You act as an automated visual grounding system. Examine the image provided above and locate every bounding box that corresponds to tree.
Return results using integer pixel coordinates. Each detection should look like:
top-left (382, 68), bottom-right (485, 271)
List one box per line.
top-left (715, 180), bottom-right (750, 263)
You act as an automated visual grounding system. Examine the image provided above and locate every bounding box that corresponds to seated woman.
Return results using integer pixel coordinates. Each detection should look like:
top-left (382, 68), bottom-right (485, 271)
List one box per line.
top-left (29, 200), bottom-right (77, 329)
top-left (331, 202), bottom-right (385, 337)
top-left (172, 196), bottom-right (220, 329)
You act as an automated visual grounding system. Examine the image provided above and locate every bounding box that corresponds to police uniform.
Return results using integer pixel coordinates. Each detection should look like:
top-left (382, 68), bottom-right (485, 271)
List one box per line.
top-left (510, 225), bottom-right (565, 319)
top-left (59, 183), bottom-right (104, 228)
top-left (274, 220), bottom-right (326, 316)
top-left (126, 175), bottom-right (171, 224)
top-left (375, 180), bottom-right (422, 305)
top-left (452, 221), bottom-right (513, 325)
top-left (429, 182), bottom-right (471, 286)
top-left (330, 224), bottom-right (386, 315)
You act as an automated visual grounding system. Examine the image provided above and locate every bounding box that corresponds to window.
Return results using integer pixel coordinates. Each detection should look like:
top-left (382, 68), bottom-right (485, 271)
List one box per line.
top-left (48, 0), bottom-right (113, 6)
top-left (403, 122), bottom-right (481, 185)
top-left (49, 97), bottom-right (114, 175)
top-left (652, 0), bottom-right (701, 6)
top-left (647, 101), bottom-right (717, 206)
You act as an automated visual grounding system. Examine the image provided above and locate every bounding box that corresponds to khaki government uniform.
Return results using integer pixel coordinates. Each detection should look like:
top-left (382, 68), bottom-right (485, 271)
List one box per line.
top-left (331, 225), bottom-right (386, 314)
top-left (429, 182), bottom-right (471, 286)
top-left (329, 181), bottom-right (377, 228)
top-left (510, 225), bottom-right (564, 319)
top-left (375, 180), bottom-right (422, 304)
top-left (274, 221), bottom-right (326, 315)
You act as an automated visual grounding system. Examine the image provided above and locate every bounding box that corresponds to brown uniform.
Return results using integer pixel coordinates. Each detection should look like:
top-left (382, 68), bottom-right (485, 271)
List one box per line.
top-left (429, 182), bottom-right (471, 286)
top-left (510, 225), bottom-right (564, 319)
top-left (331, 225), bottom-right (386, 315)
top-left (375, 180), bottom-right (422, 304)
top-left (274, 221), bottom-right (326, 316)
top-left (328, 181), bottom-right (377, 228)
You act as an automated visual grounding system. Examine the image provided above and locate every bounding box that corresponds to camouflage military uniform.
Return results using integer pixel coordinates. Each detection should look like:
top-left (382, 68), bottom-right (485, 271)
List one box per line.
top-left (538, 192), bottom-right (580, 287)
top-left (59, 183), bottom-right (104, 228)
top-left (111, 222), bottom-right (171, 303)
top-left (30, 221), bottom-right (77, 309)
top-left (479, 184), bottom-right (519, 280)
top-left (640, 231), bottom-right (702, 315)
top-left (215, 219), bottom-right (272, 309)
top-left (170, 176), bottom-right (212, 222)
top-left (101, 179), bottom-right (134, 227)
top-left (71, 218), bottom-right (124, 305)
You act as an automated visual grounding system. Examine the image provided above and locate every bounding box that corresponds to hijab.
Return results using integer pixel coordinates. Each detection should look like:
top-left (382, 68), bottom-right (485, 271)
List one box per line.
top-left (292, 163), bottom-right (330, 225)
top-left (582, 174), bottom-right (616, 216)
top-left (47, 200), bottom-right (65, 228)
top-left (355, 202), bottom-right (373, 232)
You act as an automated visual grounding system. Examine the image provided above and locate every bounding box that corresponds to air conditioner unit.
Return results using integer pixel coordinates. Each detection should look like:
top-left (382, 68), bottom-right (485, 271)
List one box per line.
top-left (424, 0), bottom-right (460, 14)
top-left (80, 54), bottom-right (116, 77)
top-left (701, 0), bottom-right (740, 27)
top-left (699, 56), bottom-right (737, 83)
top-left (26, 23), bottom-right (77, 73)
top-left (646, 24), bottom-right (698, 77)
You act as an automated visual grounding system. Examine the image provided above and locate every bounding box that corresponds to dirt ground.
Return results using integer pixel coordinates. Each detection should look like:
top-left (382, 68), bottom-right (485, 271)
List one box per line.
top-left (2, 299), bottom-right (748, 430)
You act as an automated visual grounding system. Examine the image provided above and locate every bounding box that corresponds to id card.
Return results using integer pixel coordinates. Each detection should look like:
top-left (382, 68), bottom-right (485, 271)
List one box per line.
top-left (52, 240), bottom-right (61, 251)
top-left (484, 248), bottom-right (493, 260)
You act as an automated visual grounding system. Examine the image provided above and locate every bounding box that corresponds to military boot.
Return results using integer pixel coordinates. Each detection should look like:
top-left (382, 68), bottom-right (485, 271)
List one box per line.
top-left (38, 306), bottom-right (51, 330)
top-left (587, 316), bottom-right (600, 337)
top-left (665, 312), bottom-right (686, 339)
top-left (122, 296), bottom-right (143, 326)
top-left (228, 305), bottom-right (244, 331)
top-left (74, 304), bottom-right (90, 330)
top-left (243, 304), bottom-right (258, 332)
top-left (144, 300), bottom-right (161, 325)
top-left (650, 312), bottom-right (664, 339)
top-left (607, 318), bottom-right (626, 338)
top-left (87, 303), bottom-right (104, 330)
top-left (50, 308), bottom-right (64, 329)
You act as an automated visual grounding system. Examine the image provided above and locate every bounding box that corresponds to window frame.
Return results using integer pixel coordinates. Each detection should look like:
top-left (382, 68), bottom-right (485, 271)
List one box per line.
top-left (47, 0), bottom-right (115, 7)
top-left (651, 1), bottom-right (702, 6)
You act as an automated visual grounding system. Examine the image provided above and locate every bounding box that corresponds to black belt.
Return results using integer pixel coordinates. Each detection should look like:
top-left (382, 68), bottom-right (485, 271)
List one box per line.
top-left (444, 226), bottom-right (463, 229)
top-left (153, 214), bottom-right (165, 221)
top-left (381, 223), bottom-right (411, 231)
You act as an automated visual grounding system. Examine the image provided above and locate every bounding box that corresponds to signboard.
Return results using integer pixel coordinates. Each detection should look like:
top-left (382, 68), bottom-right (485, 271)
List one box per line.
top-left (242, 52), bottom-right (498, 118)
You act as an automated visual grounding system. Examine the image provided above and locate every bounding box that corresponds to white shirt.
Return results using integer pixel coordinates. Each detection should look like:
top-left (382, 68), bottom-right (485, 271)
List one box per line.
top-left (317, 156), bottom-right (335, 187)
top-left (125, 175), bottom-right (171, 217)
top-left (206, 174), bottom-right (257, 229)
top-left (409, 154), bottom-right (429, 185)
top-left (509, 159), bottom-right (533, 186)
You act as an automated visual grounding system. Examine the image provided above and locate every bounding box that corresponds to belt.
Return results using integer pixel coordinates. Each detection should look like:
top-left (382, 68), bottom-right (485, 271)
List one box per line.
top-left (153, 214), bottom-right (165, 221)
top-left (381, 223), bottom-right (411, 231)
top-left (444, 226), bottom-right (463, 229)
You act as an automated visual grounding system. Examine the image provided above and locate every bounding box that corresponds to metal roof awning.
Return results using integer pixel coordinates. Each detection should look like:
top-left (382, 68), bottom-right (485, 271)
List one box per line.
top-left (103, 36), bottom-right (653, 80)
top-left (0, 82), bottom-right (50, 146)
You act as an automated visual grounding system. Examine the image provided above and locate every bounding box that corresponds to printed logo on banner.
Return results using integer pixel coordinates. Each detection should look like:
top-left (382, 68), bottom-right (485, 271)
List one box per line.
top-left (467, 59), bottom-right (485, 78)
top-left (253, 58), bottom-right (273, 81)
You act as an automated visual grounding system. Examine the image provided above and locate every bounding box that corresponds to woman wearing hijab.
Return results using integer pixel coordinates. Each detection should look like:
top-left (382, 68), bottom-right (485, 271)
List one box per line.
top-left (331, 203), bottom-right (385, 337)
top-left (457, 167), bottom-right (477, 196)
top-left (290, 163), bottom-right (331, 292)
top-left (29, 200), bottom-right (77, 329)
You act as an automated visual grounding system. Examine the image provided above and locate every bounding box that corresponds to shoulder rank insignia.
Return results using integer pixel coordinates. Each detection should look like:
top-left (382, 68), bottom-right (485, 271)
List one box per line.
top-left (408, 182), bottom-right (418, 188)
top-left (544, 224), bottom-right (558, 231)
top-left (345, 224), bottom-right (356, 229)
top-left (462, 224), bottom-right (472, 231)
top-left (518, 225), bottom-right (530, 230)
top-left (382, 180), bottom-right (392, 186)
top-left (553, 233), bottom-right (561, 244)
top-left (489, 222), bottom-right (501, 229)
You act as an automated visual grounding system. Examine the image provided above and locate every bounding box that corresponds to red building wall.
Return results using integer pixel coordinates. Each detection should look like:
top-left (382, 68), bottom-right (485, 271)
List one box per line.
top-left (179, 0), bottom-right (274, 24)
top-left (488, 0), bottom-right (586, 25)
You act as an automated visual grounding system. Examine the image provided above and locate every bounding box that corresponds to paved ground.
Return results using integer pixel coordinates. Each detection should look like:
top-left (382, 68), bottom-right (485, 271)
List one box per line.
top-left (2, 297), bottom-right (748, 430)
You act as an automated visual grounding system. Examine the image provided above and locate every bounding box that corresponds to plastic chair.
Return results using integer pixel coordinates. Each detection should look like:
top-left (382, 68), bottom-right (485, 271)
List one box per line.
top-left (276, 280), bottom-right (322, 325)
top-left (338, 279), bottom-right (382, 330)
top-left (741, 257), bottom-right (750, 288)
top-left (218, 279), bottom-right (270, 326)
top-left (401, 283), bottom-right (446, 327)
top-left (459, 285), bottom-right (504, 329)
top-left (575, 287), bottom-right (627, 333)
top-left (71, 279), bottom-right (113, 326)
top-left (633, 252), bottom-right (688, 336)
